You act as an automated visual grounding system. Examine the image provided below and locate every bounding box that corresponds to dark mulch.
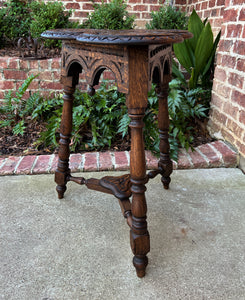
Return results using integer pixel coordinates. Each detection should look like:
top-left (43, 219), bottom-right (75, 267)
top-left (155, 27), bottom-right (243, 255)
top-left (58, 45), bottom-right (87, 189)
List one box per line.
top-left (0, 117), bottom-right (214, 158)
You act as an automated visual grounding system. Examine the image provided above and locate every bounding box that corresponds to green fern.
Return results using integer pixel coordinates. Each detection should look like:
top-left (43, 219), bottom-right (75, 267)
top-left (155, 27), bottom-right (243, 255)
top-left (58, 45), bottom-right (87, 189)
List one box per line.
top-left (0, 74), bottom-right (39, 135)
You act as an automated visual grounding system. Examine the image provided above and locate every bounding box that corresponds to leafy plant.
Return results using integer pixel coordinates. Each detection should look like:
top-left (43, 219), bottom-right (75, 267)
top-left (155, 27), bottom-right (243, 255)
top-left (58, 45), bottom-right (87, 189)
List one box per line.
top-left (146, 4), bottom-right (188, 30)
top-left (173, 10), bottom-right (221, 89)
top-left (0, 0), bottom-right (81, 47)
top-left (36, 82), bottom-right (127, 152)
top-left (118, 82), bottom-right (207, 161)
top-left (168, 79), bottom-right (207, 159)
top-left (82, 0), bottom-right (135, 30)
top-left (0, 0), bottom-right (32, 43)
top-left (0, 74), bottom-right (39, 135)
top-left (29, 0), bottom-right (80, 48)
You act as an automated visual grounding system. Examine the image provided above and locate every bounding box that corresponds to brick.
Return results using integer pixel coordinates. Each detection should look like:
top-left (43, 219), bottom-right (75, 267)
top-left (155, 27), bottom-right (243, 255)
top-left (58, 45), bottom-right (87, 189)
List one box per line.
top-left (237, 58), bottom-right (245, 72)
top-left (38, 71), bottom-right (53, 81)
top-left (83, 3), bottom-right (93, 10)
top-left (8, 58), bottom-right (19, 69)
top-left (53, 71), bottom-right (61, 81)
top-left (74, 11), bottom-right (88, 18)
top-left (150, 5), bottom-right (161, 11)
top-left (209, 0), bottom-right (215, 8)
top-left (143, 0), bottom-right (158, 3)
top-left (0, 91), bottom-right (5, 100)
top-left (32, 155), bottom-right (51, 174)
top-left (214, 83), bottom-right (231, 99)
top-left (84, 152), bottom-right (97, 171)
top-left (50, 155), bottom-right (59, 173)
top-left (213, 109), bottom-right (228, 124)
top-left (40, 82), bottom-right (63, 90)
top-left (211, 8), bottom-right (220, 17)
top-left (214, 67), bottom-right (227, 83)
top-left (66, 3), bottom-right (80, 9)
top-left (99, 152), bottom-right (113, 171)
top-left (102, 70), bottom-right (115, 80)
top-left (0, 57), bottom-right (8, 68)
top-left (232, 90), bottom-right (245, 108)
top-left (201, 2), bottom-right (208, 9)
top-left (234, 40), bottom-right (245, 55)
top-left (39, 60), bottom-right (50, 70)
top-left (235, 140), bottom-right (245, 157)
top-left (217, 0), bottom-right (225, 5)
top-left (239, 7), bottom-right (245, 20)
top-left (228, 72), bottom-right (244, 89)
top-left (129, 0), bottom-right (141, 3)
top-left (226, 119), bottom-right (243, 137)
top-left (0, 80), bottom-right (15, 90)
top-left (211, 140), bottom-right (238, 167)
top-left (223, 102), bottom-right (239, 120)
top-left (0, 156), bottom-right (21, 175)
top-left (226, 24), bottom-right (243, 38)
top-left (197, 144), bottom-right (222, 167)
top-left (3, 70), bottom-right (27, 80)
top-left (177, 149), bottom-right (192, 169)
top-left (221, 55), bottom-right (236, 68)
top-left (218, 39), bottom-right (233, 52)
top-left (29, 60), bottom-right (39, 69)
top-left (145, 150), bottom-right (158, 170)
top-left (188, 148), bottom-right (208, 168)
top-left (51, 58), bottom-right (61, 69)
top-left (114, 151), bottom-right (129, 170)
top-left (239, 110), bottom-right (245, 125)
top-left (133, 4), bottom-right (148, 11)
top-left (15, 155), bottom-right (36, 175)
top-left (19, 60), bottom-right (29, 70)
top-left (211, 93), bottom-right (224, 108)
top-left (223, 8), bottom-right (238, 22)
top-left (69, 153), bottom-right (83, 172)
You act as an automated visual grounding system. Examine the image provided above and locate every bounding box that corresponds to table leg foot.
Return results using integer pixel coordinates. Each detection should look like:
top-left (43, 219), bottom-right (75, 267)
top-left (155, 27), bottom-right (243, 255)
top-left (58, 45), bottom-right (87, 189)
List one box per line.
top-left (133, 255), bottom-right (148, 278)
top-left (130, 223), bottom-right (150, 278)
top-left (159, 158), bottom-right (172, 190)
top-left (56, 185), bottom-right (67, 199)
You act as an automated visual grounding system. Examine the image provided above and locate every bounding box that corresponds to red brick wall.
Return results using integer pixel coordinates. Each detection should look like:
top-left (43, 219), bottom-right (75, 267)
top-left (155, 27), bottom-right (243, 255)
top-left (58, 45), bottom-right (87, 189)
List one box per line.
top-left (208, 2), bottom-right (245, 158)
top-left (175, 0), bottom-right (225, 37)
top-left (0, 57), bottom-right (63, 100)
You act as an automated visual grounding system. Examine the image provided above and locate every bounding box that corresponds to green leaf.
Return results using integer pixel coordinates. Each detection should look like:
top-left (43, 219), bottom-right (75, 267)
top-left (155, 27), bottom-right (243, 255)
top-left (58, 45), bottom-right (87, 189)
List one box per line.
top-left (194, 22), bottom-right (213, 81)
top-left (188, 10), bottom-right (204, 52)
top-left (202, 30), bottom-right (221, 76)
top-left (173, 40), bottom-right (195, 74)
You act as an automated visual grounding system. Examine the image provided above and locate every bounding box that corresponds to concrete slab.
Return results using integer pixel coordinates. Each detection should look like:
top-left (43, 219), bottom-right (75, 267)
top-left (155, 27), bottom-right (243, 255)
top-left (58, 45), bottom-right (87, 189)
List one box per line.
top-left (0, 168), bottom-right (245, 299)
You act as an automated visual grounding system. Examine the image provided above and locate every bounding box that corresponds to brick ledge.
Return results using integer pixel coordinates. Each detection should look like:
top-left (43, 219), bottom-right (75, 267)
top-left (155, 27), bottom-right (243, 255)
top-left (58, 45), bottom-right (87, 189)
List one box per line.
top-left (0, 141), bottom-right (238, 176)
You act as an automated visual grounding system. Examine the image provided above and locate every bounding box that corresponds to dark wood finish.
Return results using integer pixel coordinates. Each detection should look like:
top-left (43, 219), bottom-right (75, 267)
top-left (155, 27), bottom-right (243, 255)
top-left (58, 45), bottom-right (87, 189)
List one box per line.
top-left (41, 29), bottom-right (192, 277)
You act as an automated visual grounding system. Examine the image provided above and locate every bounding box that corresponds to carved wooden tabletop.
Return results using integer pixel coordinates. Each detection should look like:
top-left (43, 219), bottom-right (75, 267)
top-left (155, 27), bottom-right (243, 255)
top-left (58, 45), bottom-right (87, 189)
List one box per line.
top-left (41, 28), bottom-right (192, 45)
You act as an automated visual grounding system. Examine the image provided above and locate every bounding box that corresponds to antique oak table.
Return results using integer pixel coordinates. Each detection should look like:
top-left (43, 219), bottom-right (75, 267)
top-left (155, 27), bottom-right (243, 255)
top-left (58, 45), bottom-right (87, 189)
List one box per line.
top-left (41, 29), bottom-right (192, 277)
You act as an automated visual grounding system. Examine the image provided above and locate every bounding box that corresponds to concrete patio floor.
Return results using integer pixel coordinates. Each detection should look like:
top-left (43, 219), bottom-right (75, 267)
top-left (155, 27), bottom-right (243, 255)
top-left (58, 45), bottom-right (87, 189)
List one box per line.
top-left (0, 168), bottom-right (245, 299)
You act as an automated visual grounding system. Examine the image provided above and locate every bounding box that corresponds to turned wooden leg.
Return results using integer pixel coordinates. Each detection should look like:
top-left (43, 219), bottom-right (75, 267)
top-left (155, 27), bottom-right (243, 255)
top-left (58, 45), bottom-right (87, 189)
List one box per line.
top-left (55, 83), bottom-right (75, 199)
top-left (156, 84), bottom-right (173, 190)
top-left (129, 111), bottom-right (150, 278)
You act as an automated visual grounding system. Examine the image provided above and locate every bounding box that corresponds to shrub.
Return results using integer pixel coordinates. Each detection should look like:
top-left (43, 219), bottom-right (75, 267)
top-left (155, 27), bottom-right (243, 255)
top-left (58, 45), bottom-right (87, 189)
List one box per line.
top-left (0, 0), bottom-right (81, 47)
top-left (146, 5), bottom-right (188, 30)
top-left (82, 0), bottom-right (135, 30)
top-left (29, 1), bottom-right (80, 48)
top-left (0, 0), bottom-right (32, 43)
